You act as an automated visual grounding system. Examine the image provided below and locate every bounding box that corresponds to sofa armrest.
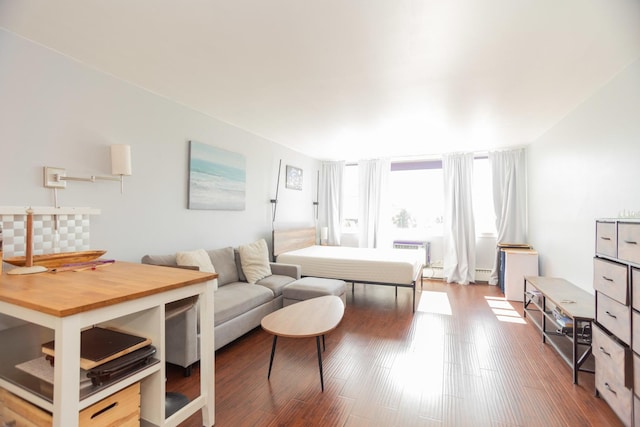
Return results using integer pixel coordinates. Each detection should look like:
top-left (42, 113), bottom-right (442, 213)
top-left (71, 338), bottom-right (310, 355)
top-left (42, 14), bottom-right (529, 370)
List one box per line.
top-left (270, 262), bottom-right (301, 280)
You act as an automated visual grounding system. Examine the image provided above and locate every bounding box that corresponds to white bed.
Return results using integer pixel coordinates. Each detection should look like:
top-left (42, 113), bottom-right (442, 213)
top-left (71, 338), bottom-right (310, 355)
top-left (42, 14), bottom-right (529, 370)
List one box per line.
top-left (273, 228), bottom-right (423, 312)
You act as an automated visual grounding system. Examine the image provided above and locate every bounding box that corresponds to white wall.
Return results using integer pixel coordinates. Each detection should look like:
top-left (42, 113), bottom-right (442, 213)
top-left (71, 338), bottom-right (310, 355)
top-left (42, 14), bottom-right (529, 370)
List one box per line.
top-left (0, 30), bottom-right (319, 261)
top-left (528, 58), bottom-right (640, 292)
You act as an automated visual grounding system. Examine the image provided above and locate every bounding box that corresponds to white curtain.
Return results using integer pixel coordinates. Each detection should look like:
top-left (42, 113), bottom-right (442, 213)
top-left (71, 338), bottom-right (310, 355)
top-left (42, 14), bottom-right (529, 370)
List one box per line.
top-left (488, 148), bottom-right (528, 285)
top-left (318, 161), bottom-right (344, 246)
top-left (358, 158), bottom-right (390, 248)
top-left (443, 152), bottom-right (476, 285)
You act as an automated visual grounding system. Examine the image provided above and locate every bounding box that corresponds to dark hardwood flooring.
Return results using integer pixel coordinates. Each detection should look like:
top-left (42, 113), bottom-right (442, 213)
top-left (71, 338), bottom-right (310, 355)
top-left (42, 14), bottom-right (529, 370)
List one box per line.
top-left (166, 280), bottom-right (621, 427)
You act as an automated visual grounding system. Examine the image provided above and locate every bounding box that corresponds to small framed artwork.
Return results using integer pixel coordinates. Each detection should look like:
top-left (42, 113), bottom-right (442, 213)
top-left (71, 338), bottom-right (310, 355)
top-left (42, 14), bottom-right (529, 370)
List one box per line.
top-left (285, 165), bottom-right (303, 190)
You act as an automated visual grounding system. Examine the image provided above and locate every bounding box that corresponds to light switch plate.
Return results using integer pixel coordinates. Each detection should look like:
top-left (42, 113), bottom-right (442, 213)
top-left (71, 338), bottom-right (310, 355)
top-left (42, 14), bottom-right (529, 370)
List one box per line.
top-left (43, 167), bottom-right (67, 188)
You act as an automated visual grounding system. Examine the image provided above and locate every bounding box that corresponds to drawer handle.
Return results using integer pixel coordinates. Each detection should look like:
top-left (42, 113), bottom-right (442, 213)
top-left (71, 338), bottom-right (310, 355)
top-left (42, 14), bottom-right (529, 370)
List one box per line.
top-left (624, 240), bottom-right (638, 245)
top-left (604, 382), bottom-right (617, 395)
top-left (602, 276), bottom-right (614, 282)
top-left (605, 311), bottom-right (617, 319)
top-left (599, 346), bottom-right (612, 357)
top-left (600, 236), bottom-right (611, 241)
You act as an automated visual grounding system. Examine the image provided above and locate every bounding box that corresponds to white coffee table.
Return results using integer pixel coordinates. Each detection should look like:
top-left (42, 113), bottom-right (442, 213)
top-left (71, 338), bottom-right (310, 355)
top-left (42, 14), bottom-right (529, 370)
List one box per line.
top-left (261, 295), bottom-right (344, 391)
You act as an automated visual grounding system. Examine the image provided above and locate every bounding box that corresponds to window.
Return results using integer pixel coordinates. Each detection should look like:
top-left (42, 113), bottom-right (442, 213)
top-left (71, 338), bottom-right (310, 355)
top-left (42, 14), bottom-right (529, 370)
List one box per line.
top-left (472, 157), bottom-right (496, 235)
top-left (389, 160), bottom-right (443, 240)
top-left (342, 157), bottom-right (496, 238)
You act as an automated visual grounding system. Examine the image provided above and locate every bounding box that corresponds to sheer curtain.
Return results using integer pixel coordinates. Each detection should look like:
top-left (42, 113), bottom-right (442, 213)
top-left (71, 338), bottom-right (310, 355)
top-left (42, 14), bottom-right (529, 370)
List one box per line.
top-left (488, 148), bottom-right (527, 285)
top-left (358, 158), bottom-right (390, 248)
top-left (443, 152), bottom-right (476, 285)
top-left (318, 161), bottom-right (345, 246)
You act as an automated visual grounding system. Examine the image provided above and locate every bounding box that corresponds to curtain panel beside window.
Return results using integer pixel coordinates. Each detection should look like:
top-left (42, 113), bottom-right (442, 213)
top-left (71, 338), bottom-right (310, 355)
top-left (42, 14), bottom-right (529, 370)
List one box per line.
top-left (318, 161), bottom-right (345, 246)
top-left (443, 152), bottom-right (477, 284)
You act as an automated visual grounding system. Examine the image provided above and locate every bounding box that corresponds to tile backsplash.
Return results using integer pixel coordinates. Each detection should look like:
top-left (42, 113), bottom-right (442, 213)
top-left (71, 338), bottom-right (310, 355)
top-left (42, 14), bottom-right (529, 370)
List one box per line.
top-left (0, 207), bottom-right (99, 258)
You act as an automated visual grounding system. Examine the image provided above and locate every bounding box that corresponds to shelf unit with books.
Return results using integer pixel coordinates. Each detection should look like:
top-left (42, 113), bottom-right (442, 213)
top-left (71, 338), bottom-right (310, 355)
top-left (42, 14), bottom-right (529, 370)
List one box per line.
top-left (523, 276), bottom-right (595, 384)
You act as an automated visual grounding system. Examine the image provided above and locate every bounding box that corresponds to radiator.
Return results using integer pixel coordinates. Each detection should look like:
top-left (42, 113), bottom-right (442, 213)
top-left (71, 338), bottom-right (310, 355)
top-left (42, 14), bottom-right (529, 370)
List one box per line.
top-left (392, 240), bottom-right (430, 266)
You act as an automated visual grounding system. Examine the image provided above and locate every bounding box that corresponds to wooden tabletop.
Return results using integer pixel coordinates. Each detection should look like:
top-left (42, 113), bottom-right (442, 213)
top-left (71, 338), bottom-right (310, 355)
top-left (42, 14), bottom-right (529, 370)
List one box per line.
top-left (261, 296), bottom-right (344, 338)
top-left (525, 276), bottom-right (594, 320)
top-left (0, 261), bottom-right (216, 317)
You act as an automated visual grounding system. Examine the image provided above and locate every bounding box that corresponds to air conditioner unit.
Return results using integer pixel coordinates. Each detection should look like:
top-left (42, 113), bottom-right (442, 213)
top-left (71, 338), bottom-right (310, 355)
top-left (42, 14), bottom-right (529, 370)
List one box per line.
top-left (393, 240), bottom-right (430, 266)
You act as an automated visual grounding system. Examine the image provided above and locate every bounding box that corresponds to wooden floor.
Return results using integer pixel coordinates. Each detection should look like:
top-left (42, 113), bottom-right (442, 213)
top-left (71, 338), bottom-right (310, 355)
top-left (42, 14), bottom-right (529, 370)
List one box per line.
top-left (166, 280), bottom-right (622, 427)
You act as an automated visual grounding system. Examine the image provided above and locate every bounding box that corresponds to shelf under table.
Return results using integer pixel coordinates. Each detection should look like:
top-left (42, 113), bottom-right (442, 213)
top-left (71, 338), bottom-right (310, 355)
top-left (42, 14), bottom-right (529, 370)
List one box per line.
top-left (523, 276), bottom-right (595, 385)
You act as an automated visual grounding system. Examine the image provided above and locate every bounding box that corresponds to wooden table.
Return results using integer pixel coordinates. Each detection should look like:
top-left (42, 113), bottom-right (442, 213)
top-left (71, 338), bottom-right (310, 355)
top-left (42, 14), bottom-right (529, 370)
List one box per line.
top-left (0, 261), bottom-right (216, 427)
top-left (261, 296), bottom-right (344, 391)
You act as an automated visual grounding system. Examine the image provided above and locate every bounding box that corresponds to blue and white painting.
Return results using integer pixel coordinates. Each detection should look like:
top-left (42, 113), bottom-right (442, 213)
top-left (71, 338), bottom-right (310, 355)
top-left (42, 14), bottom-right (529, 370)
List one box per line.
top-left (188, 141), bottom-right (246, 210)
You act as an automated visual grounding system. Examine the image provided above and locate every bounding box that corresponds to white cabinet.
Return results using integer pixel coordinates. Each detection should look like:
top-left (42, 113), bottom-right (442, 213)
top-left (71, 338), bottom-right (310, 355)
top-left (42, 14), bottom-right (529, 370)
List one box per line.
top-left (502, 249), bottom-right (538, 302)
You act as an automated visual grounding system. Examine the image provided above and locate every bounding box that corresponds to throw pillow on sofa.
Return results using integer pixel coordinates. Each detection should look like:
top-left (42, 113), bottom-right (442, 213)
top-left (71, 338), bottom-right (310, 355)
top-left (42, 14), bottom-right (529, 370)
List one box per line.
top-left (238, 239), bottom-right (272, 284)
top-left (177, 249), bottom-right (218, 290)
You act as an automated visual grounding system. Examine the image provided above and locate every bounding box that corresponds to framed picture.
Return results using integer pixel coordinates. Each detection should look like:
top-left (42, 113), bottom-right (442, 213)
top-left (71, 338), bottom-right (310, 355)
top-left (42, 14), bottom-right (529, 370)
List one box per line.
top-left (188, 141), bottom-right (246, 210)
top-left (285, 165), bottom-right (303, 190)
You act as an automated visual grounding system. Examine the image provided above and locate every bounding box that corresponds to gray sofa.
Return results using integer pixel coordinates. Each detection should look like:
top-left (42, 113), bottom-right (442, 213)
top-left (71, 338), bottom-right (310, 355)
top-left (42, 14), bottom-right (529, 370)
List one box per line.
top-left (141, 246), bottom-right (300, 375)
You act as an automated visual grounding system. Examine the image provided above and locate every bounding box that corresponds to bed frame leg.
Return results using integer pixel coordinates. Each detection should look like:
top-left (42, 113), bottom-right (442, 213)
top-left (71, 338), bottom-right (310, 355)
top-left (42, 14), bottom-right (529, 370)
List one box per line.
top-left (413, 285), bottom-right (416, 313)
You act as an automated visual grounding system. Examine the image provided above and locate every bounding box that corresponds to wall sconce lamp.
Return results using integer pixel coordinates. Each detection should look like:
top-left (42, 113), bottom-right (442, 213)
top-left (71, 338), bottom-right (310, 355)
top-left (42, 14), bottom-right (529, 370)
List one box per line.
top-left (44, 144), bottom-right (132, 194)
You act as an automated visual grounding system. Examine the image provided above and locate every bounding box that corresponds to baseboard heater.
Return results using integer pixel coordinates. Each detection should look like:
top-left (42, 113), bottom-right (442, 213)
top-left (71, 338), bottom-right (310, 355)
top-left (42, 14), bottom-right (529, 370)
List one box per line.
top-left (423, 266), bottom-right (492, 283)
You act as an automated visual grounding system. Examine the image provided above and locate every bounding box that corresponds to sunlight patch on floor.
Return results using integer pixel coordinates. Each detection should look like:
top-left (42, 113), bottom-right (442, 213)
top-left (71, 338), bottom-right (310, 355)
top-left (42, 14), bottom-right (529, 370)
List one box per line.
top-left (484, 296), bottom-right (526, 324)
top-left (417, 291), bottom-right (452, 315)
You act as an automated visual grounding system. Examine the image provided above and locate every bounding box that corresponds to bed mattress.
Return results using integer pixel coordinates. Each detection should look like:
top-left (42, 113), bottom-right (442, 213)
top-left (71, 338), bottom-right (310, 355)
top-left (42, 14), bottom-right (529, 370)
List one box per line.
top-left (276, 245), bottom-right (423, 285)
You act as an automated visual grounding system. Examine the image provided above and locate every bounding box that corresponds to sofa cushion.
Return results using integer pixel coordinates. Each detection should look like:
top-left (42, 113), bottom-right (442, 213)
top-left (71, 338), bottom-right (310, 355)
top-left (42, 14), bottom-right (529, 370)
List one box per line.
top-left (214, 282), bottom-right (274, 326)
top-left (177, 249), bottom-right (218, 290)
top-left (234, 250), bottom-right (247, 282)
top-left (256, 274), bottom-right (297, 297)
top-left (207, 247), bottom-right (238, 287)
top-left (141, 253), bottom-right (177, 266)
top-left (237, 239), bottom-right (272, 284)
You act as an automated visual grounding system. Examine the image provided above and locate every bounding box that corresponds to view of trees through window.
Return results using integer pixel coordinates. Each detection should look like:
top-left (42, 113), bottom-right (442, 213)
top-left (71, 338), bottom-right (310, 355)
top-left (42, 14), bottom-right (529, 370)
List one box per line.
top-left (342, 158), bottom-right (496, 239)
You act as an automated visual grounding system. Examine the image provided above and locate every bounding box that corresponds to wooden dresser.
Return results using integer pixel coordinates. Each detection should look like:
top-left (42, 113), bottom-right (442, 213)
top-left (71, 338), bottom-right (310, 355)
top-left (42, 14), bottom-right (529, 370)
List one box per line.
top-left (593, 219), bottom-right (640, 426)
top-left (0, 261), bottom-right (216, 427)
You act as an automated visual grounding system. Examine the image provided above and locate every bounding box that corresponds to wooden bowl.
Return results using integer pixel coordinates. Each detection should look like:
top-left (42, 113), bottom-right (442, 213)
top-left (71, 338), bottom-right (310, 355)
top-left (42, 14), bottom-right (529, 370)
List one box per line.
top-left (3, 250), bottom-right (107, 268)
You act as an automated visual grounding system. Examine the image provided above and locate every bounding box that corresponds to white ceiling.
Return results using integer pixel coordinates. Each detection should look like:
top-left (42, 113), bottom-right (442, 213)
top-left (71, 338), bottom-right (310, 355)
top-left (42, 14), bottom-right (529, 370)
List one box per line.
top-left (1, 1), bottom-right (639, 160)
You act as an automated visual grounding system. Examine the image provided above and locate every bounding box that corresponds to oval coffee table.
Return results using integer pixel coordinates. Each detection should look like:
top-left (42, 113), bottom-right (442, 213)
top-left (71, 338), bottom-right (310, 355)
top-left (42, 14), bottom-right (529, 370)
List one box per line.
top-left (261, 295), bottom-right (344, 391)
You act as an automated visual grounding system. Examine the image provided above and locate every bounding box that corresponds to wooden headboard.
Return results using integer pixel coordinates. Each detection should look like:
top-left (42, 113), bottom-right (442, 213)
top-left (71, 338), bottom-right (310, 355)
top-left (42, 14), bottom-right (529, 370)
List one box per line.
top-left (272, 227), bottom-right (316, 258)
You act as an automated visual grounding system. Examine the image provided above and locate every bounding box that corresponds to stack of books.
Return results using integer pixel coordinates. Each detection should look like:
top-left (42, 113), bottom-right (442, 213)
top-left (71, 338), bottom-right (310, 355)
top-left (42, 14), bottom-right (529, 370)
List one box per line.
top-left (40, 327), bottom-right (156, 386)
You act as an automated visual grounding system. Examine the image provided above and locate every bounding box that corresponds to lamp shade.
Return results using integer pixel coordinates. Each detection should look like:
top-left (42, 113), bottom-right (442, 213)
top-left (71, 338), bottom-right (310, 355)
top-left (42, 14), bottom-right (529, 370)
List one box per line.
top-left (111, 144), bottom-right (132, 176)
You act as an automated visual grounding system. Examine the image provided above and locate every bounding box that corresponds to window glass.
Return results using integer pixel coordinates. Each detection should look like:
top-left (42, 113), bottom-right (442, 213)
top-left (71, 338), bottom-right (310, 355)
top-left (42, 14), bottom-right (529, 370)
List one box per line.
top-left (389, 163), bottom-right (443, 240)
top-left (473, 157), bottom-right (496, 235)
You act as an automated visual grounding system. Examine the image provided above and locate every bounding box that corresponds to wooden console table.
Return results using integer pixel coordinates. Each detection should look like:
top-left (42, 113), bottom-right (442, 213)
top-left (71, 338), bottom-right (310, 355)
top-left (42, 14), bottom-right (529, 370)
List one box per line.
top-left (523, 276), bottom-right (595, 384)
top-left (0, 261), bottom-right (216, 427)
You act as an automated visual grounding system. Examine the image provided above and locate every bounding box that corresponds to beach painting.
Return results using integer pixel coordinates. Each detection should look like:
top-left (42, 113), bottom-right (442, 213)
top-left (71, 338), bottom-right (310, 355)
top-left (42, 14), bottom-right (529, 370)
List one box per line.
top-left (188, 141), bottom-right (246, 210)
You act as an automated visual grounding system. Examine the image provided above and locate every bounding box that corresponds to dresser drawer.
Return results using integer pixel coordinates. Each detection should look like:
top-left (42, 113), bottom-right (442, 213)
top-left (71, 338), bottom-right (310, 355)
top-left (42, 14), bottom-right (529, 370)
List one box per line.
top-left (634, 353), bottom-right (640, 395)
top-left (632, 268), bottom-right (640, 311)
top-left (596, 221), bottom-right (617, 258)
top-left (593, 324), bottom-right (631, 387)
top-left (618, 222), bottom-right (640, 265)
top-left (633, 310), bottom-right (640, 355)
top-left (593, 257), bottom-right (628, 304)
top-left (596, 360), bottom-right (632, 426)
top-left (597, 292), bottom-right (631, 345)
